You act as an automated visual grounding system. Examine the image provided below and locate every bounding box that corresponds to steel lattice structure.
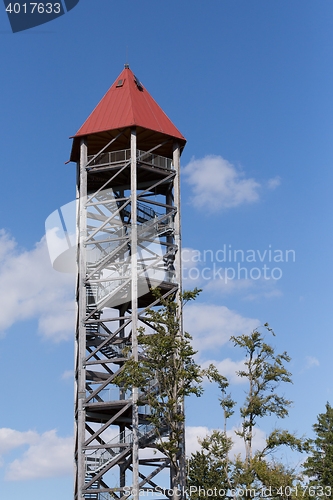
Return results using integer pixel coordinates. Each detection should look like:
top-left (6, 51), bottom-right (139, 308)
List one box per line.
top-left (71, 67), bottom-right (186, 500)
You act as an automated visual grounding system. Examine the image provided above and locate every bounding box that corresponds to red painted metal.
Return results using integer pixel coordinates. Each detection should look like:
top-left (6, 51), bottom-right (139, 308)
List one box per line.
top-left (73, 68), bottom-right (186, 142)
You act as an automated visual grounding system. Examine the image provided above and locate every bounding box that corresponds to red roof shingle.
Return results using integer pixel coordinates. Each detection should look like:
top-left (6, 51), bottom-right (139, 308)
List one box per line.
top-left (74, 67), bottom-right (185, 142)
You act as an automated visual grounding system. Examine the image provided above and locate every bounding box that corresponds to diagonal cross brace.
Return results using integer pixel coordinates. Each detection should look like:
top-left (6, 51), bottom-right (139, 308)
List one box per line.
top-left (84, 403), bottom-right (132, 447)
top-left (84, 365), bottom-right (125, 404)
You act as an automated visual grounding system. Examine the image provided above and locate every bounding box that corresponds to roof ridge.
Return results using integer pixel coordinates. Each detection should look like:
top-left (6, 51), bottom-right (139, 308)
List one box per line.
top-left (127, 69), bottom-right (136, 126)
top-left (72, 67), bottom-right (186, 142)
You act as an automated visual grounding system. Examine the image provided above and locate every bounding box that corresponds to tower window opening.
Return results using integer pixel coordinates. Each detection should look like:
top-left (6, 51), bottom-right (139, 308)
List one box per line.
top-left (134, 75), bottom-right (143, 91)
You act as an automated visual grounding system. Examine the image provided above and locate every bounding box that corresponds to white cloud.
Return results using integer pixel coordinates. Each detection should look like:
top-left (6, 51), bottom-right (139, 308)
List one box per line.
top-left (182, 247), bottom-right (205, 288)
top-left (267, 176), bottom-right (281, 190)
top-left (203, 268), bottom-right (283, 300)
top-left (0, 428), bottom-right (39, 458)
top-left (244, 288), bottom-right (283, 301)
top-left (305, 356), bottom-right (320, 369)
top-left (185, 426), bottom-right (266, 459)
top-left (61, 370), bottom-right (74, 380)
top-left (185, 426), bottom-right (210, 455)
top-left (182, 248), bottom-right (203, 273)
top-left (204, 277), bottom-right (255, 295)
top-left (203, 272), bottom-right (283, 301)
top-left (182, 156), bottom-right (261, 211)
top-left (0, 230), bottom-right (75, 341)
top-left (201, 358), bottom-right (246, 385)
top-left (184, 303), bottom-right (259, 352)
top-left (0, 428), bottom-right (72, 480)
top-left (5, 430), bottom-right (73, 481)
top-left (227, 426), bottom-right (266, 459)
top-left (182, 247), bottom-right (283, 300)
top-left (0, 230), bottom-right (16, 261)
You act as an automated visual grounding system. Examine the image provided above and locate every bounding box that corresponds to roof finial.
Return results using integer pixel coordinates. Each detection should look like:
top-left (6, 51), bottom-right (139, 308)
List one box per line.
top-left (124, 47), bottom-right (129, 69)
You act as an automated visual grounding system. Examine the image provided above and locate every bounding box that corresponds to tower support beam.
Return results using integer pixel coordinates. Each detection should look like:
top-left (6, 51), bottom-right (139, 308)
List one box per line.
top-left (76, 137), bottom-right (88, 500)
top-left (130, 128), bottom-right (139, 500)
top-left (73, 67), bottom-right (186, 500)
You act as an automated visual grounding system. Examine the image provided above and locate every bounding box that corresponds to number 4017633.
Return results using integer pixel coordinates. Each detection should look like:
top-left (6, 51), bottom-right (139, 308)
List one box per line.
top-left (5, 3), bottom-right (61, 14)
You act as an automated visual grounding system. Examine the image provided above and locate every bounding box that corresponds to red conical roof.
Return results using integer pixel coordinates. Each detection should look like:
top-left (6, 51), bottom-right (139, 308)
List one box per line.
top-left (73, 67), bottom-right (185, 142)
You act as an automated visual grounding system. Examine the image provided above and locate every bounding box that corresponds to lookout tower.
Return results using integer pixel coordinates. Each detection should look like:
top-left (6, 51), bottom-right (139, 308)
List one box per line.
top-left (70, 66), bottom-right (186, 500)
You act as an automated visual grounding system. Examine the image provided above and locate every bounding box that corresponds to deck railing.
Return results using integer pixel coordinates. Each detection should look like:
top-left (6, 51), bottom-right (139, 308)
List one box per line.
top-left (87, 149), bottom-right (173, 170)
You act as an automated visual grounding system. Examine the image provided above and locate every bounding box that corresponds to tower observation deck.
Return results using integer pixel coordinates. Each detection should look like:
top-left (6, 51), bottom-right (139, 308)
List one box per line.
top-left (70, 67), bottom-right (186, 500)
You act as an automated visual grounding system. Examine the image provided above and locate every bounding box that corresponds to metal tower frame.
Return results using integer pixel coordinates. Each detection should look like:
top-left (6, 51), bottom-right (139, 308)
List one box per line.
top-left (74, 126), bottom-right (184, 500)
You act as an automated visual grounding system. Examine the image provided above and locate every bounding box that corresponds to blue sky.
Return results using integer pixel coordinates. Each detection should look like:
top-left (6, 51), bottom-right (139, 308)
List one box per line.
top-left (1, 1), bottom-right (333, 498)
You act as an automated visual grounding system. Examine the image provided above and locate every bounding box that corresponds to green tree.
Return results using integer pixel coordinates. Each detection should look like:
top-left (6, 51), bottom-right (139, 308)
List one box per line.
top-left (188, 325), bottom-right (309, 500)
top-left (187, 367), bottom-right (235, 499)
top-left (114, 288), bottom-right (203, 499)
top-left (302, 402), bottom-right (333, 498)
top-left (188, 430), bottom-right (232, 500)
top-left (230, 325), bottom-right (293, 466)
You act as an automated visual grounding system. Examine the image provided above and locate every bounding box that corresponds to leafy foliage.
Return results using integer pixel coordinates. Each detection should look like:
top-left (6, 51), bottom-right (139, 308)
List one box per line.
top-left (302, 402), bottom-right (333, 498)
top-left (188, 325), bottom-right (309, 500)
top-left (230, 324), bottom-right (293, 464)
top-left (188, 431), bottom-right (232, 500)
top-left (114, 287), bottom-right (203, 474)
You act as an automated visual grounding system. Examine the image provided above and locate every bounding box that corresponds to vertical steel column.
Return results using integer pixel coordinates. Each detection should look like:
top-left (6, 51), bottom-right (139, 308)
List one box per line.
top-left (119, 301), bottom-right (126, 489)
top-left (173, 141), bottom-right (182, 306)
top-left (74, 158), bottom-right (79, 499)
top-left (77, 137), bottom-right (87, 499)
top-left (131, 128), bottom-right (139, 500)
top-left (173, 141), bottom-right (186, 497)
